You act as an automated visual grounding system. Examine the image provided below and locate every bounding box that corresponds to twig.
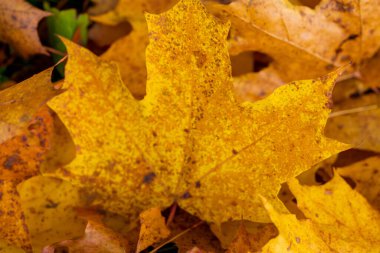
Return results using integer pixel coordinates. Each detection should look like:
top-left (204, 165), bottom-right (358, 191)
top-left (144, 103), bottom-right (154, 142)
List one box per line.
top-left (166, 203), bottom-right (177, 226)
top-left (329, 104), bottom-right (378, 118)
top-left (44, 46), bottom-right (66, 57)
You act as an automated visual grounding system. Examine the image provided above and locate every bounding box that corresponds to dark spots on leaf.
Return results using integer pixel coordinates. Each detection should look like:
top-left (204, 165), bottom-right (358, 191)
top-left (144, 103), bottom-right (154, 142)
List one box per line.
top-left (143, 172), bottom-right (156, 184)
top-left (325, 64), bottom-right (335, 71)
top-left (181, 191), bottom-right (192, 199)
top-left (11, 14), bottom-right (16, 21)
top-left (183, 128), bottom-right (190, 133)
top-left (19, 114), bottom-right (29, 123)
top-left (21, 135), bottom-right (28, 143)
top-left (3, 154), bottom-right (21, 170)
top-left (40, 138), bottom-right (46, 147)
top-left (193, 50), bottom-right (207, 68)
top-left (295, 237), bottom-right (301, 243)
top-left (7, 210), bottom-right (15, 216)
top-left (0, 192), bottom-right (2, 201)
top-left (45, 199), bottom-right (59, 208)
top-left (232, 149), bottom-right (238, 155)
top-left (152, 131), bottom-right (157, 137)
top-left (195, 181), bottom-right (201, 188)
top-left (373, 169), bottom-right (378, 174)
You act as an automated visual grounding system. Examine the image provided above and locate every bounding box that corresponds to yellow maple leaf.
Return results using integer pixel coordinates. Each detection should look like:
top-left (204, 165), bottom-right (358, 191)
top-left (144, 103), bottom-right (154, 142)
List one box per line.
top-left (48, 0), bottom-right (348, 225)
top-left (262, 174), bottom-right (380, 252)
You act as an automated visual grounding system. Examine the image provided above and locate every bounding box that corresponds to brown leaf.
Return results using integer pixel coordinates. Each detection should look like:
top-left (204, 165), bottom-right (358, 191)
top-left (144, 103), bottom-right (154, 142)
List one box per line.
top-left (42, 219), bottom-right (129, 253)
top-left (0, 0), bottom-right (50, 58)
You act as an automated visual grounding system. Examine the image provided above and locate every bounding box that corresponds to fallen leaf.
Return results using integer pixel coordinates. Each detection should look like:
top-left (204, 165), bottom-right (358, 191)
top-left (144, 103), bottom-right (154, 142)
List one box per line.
top-left (170, 208), bottom-right (223, 253)
top-left (42, 218), bottom-right (128, 253)
top-left (47, 0), bottom-right (348, 226)
top-left (136, 207), bottom-right (170, 252)
top-left (0, 68), bottom-right (58, 144)
top-left (225, 223), bottom-right (277, 252)
top-left (338, 155), bottom-right (380, 210)
top-left (0, 0), bottom-right (50, 58)
top-left (325, 92), bottom-right (380, 152)
top-left (0, 181), bottom-right (31, 252)
top-left (205, 0), bottom-right (345, 82)
top-left (91, 0), bottom-right (177, 26)
top-left (262, 174), bottom-right (380, 252)
top-left (206, 0), bottom-right (380, 96)
top-left (18, 176), bottom-right (87, 253)
top-left (0, 107), bottom-right (55, 253)
top-left (100, 22), bottom-right (149, 99)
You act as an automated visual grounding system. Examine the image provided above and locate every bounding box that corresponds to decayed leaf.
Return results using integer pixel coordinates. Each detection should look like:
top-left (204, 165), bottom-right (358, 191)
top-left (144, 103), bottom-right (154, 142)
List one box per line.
top-left (42, 218), bottom-right (128, 253)
top-left (262, 175), bottom-right (380, 252)
top-left (0, 107), bottom-right (55, 253)
top-left (206, 0), bottom-right (380, 96)
top-left (225, 223), bottom-right (277, 252)
top-left (169, 208), bottom-right (223, 253)
top-left (325, 92), bottom-right (380, 152)
top-left (316, 0), bottom-right (380, 63)
top-left (48, 0), bottom-right (348, 225)
top-left (0, 68), bottom-right (58, 143)
top-left (18, 176), bottom-right (87, 253)
top-left (338, 155), bottom-right (380, 210)
top-left (205, 0), bottom-right (344, 82)
top-left (136, 207), bottom-right (170, 252)
top-left (0, 0), bottom-right (50, 57)
top-left (211, 221), bottom-right (277, 250)
top-left (0, 68), bottom-right (61, 252)
top-left (0, 181), bottom-right (30, 252)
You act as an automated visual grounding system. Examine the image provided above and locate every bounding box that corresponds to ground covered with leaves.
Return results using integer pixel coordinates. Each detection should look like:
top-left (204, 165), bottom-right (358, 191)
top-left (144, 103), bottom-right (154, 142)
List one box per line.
top-left (0, 0), bottom-right (380, 252)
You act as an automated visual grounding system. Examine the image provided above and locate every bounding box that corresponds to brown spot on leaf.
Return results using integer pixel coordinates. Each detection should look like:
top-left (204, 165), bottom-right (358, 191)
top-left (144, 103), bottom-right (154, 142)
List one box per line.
top-left (3, 154), bottom-right (21, 170)
top-left (181, 191), bottom-right (192, 199)
top-left (143, 172), bottom-right (156, 184)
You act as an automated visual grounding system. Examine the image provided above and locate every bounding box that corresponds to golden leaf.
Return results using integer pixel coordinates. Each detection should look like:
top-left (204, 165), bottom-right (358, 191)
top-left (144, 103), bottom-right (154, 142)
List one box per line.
top-left (262, 175), bottom-right (380, 252)
top-left (136, 207), bottom-right (170, 252)
top-left (338, 155), bottom-right (380, 210)
top-left (48, 0), bottom-right (348, 225)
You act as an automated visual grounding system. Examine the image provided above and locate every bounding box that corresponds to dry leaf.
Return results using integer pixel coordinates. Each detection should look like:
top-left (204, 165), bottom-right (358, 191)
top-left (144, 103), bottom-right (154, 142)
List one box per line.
top-left (18, 176), bottom-right (87, 253)
top-left (0, 0), bottom-right (50, 57)
top-left (42, 218), bottom-right (128, 253)
top-left (262, 175), bottom-right (380, 252)
top-left (338, 155), bottom-right (380, 210)
top-left (325, 92), bottom-right (380, 152)
top-left (170, 208), bottom-right (223, 253)
top-left (136, 207), bottom-right (170, 252)
top-left (0, 107), bottom-right (55, 253)
top-left (0, 68), bottom-right (58, 144)
top-left (47, 0), bottom-right (348, 225)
